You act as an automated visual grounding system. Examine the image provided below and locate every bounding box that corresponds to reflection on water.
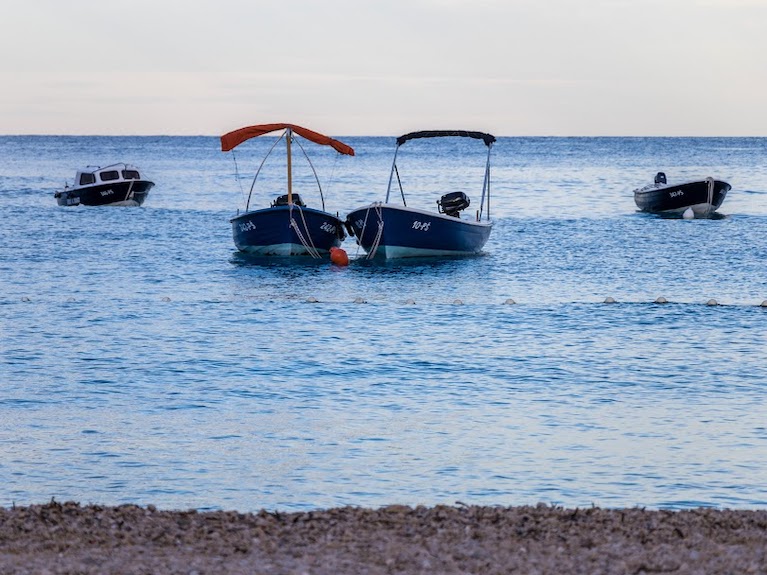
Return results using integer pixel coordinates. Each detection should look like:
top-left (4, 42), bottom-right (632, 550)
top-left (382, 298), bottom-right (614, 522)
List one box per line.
top-left (643, 211), bottom-right (729, 220)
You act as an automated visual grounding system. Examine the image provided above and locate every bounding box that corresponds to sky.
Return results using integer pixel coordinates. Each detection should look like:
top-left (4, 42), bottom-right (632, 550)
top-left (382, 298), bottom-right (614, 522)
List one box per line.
top-left (2, 0), bottom-right (766, 136)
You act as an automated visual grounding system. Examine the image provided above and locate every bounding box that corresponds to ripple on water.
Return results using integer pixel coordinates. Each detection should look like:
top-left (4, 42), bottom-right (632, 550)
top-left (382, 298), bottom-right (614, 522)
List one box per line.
top-left (2, 136), bottom-right (767, 511)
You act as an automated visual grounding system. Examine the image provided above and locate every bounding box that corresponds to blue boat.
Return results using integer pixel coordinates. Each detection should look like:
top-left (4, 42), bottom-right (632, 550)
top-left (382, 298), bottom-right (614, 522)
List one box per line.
top-left (345, 130), bottom-right (495, 259)
top-left (222, 123), bottom-right (354, 257)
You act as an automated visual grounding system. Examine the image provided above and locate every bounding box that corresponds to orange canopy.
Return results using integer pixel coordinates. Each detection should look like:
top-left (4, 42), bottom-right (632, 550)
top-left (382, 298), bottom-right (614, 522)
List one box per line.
top-left (220, 123), bottom-right (355, 156)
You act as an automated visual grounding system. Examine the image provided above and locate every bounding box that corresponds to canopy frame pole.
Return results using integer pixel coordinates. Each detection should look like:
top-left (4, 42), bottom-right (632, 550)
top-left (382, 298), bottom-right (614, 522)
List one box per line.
top-left (294, 137), bottom-right (326, 211)
top-left (286, 128), bottom-right (293, 205)
top-left (394, 164), bottom-right (406, 207)
top-left (385, 145), bottom-right (400, 203)
top-left (245, 131), bottom-right (285, 212)
top-left (478, 142), bottom-right (493, 221)
top-left (243, 132), bottom-right (285, 212)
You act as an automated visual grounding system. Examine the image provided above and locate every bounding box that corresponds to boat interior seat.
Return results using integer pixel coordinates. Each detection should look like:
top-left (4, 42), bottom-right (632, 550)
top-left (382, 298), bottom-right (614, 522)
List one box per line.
top-left (272, 193), bottom-right (306, 207)
top-left (654, 172), bottom-right (667, 185)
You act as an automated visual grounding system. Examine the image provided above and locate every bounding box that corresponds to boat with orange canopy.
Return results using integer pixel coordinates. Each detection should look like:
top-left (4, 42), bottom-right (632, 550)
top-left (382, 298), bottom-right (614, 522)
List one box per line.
top-left (222, 123), bottom-right (354, 257)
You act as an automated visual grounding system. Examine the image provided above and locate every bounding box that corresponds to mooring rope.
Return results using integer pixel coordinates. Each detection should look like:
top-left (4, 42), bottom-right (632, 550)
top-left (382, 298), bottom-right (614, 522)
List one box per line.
top-left (289, 204), bottom-right (322, 259)
top-left (355, 205), bottom-right (373, 259)
top-left (366, 203), bottom-right (385, 259)
top-left (231, 150), bottom-right (246, 205)
top-left (354, 203), bottom-right (385, 260)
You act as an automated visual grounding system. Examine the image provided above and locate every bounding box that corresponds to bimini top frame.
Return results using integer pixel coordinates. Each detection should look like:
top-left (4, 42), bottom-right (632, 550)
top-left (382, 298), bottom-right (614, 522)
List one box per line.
top-left (385, 130), bottom-right (496, 221)
top-left (220, 123), bottom-right (354, 212)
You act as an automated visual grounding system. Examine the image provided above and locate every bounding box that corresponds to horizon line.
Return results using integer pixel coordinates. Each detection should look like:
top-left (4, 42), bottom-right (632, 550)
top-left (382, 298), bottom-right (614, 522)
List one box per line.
top-left (1, 133), bottom-right (765, 139)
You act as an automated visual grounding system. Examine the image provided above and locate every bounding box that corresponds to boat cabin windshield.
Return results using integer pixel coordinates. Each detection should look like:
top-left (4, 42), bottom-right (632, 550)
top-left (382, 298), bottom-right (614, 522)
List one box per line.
top-left (79, 173), bottom-right (96, 186)
top-left (75, 164), bottom-right (142, 187)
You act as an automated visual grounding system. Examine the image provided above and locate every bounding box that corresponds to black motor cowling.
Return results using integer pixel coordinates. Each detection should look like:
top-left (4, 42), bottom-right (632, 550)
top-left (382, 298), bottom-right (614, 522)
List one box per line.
top-left (437, 192), bottom-right (470, 217)
top-left (272, 193), bottom-right (306, 207)
top-left (654, 172), bottom-right (667, 185)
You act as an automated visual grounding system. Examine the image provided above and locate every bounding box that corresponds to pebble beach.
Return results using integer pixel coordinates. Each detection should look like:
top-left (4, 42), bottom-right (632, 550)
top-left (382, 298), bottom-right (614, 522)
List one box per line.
top-left (1, 501), bottom-right (766, 574)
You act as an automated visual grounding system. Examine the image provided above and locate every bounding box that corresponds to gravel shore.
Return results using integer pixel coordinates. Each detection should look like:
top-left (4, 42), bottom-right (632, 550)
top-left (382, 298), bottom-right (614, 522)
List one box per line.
top-left (1, 501), bottom-right (766, 574)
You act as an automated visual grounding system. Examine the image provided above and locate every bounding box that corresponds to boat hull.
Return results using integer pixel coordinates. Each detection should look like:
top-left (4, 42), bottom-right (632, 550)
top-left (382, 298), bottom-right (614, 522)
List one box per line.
top-left (55, 180), bottom-right (154, 207)
top-left (634, 179), bottom-right (730, 216)
top-left (345, 204), bottom-right (492, 259)
top-left (230, 205), bottom-right (345, 256)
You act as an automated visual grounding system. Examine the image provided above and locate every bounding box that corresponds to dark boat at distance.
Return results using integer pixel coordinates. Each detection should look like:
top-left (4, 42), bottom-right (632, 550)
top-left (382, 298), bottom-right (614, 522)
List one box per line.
top-left (54, 163), bottom-right (154, 207)
top-left (633, 172), bottom-right (731, 217)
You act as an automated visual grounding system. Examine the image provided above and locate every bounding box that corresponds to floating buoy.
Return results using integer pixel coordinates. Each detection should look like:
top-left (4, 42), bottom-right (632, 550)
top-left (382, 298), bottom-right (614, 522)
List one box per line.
top-left (682, 207), bottom-right (695, 220)
top-left (654, 296), bottom-right (668, 304)
top-left (329, 247), bottom-right (349, 266)
top-left (161, 296), bottom-right (171, 302)
top-left (604, 297), bottom-right (617, 304)
top-left (504, 298), bottom-right (516, 305)
top-left (306, 296), bottom-right (319, 303)
top-left (706, 298), bottom-right (718, 306)
top-left (21, 296), bottom-right (30, 302)
top-left (66, 297), bottom-right (76, 303)
top-left (453, 299), bottom-right (463, 305)
top-left (353, 297), bottom-right (366, 304)
top-left (760, 300), bottom-right (767, 308)
top-left (404, 299), bottom-right (415, 305)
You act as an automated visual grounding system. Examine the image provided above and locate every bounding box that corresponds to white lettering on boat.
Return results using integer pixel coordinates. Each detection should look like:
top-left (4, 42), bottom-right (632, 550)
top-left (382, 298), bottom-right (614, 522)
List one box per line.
top-left (320, 222), bottom-right (336, 234)
top-left (100, 189), bottom-right (114, 197)
top-left (670, 190), bottom-right (684, 198)
top-left (239, 221), bottom-right (256, 232)
top-left (412, 221), bottom-right (431, 232)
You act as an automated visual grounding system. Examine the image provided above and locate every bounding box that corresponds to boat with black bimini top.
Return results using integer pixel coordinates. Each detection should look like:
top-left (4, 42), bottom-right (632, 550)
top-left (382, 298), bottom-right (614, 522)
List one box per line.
top-left (54, 163), bottom-right (154, 207)
top-left (345, 130), bottom-right (495, 259)
top-left (222, 123), bottom-right (353, 257)
top-left (633, 172), bottom-right (731, 217)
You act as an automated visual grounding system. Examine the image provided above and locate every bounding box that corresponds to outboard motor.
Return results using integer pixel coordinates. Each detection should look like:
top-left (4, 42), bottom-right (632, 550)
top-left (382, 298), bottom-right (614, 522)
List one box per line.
top-left (272, 193), bottom-right (306, 207)
top-left (437, 192), bottom-right (470, 217)
top-left (654, 172), bottom-right (667, 185)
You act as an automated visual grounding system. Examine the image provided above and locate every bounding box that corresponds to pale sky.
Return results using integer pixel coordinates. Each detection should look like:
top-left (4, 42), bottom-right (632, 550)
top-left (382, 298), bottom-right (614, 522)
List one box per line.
top-left (2, 0), bottom-right (765, 136)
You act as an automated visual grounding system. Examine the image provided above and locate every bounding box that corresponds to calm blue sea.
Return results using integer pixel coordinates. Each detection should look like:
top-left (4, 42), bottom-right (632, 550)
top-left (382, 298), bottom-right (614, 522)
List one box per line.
top-left (1, 135), bottom-right (766, 512)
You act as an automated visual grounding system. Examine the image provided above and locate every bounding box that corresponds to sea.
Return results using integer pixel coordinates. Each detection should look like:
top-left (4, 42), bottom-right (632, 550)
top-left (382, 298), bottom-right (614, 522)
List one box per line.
top-left (1, 135), bottom-right (766, 512)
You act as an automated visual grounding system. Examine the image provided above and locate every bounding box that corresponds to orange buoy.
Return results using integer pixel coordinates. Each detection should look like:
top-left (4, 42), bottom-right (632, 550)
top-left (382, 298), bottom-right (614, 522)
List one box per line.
top-left (329, 246), bottom-right (349, 266)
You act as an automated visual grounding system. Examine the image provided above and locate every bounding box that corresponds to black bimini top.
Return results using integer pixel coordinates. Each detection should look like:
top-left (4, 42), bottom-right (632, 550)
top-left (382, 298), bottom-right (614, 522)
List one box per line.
top-left (396, 130), bottom-right (496, 147)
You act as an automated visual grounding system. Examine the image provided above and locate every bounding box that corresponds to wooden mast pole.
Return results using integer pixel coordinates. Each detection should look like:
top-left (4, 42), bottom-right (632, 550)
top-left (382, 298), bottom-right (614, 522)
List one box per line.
top-left (286, 127), bottom-right (293, 205)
